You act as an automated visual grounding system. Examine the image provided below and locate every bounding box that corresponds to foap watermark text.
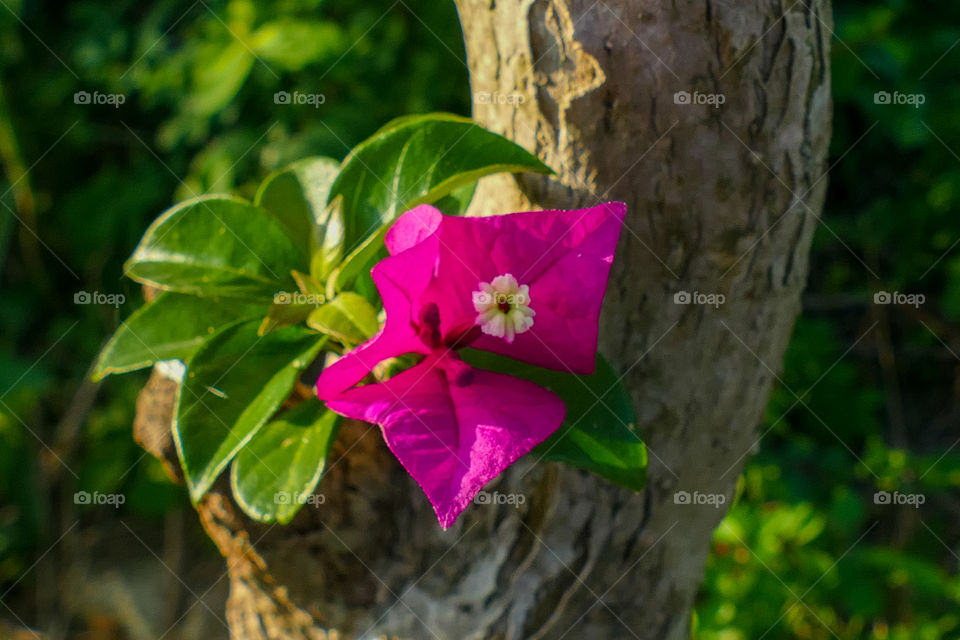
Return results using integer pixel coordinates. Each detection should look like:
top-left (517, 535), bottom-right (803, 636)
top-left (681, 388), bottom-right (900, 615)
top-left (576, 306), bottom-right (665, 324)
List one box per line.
top-left (75, 290), bottom-right (125, 308)
top-left (674, 490), bottom-right (726, 508)
top-left (274, 491), bottom-right (326, 506)
top-left (874, 490), bottom-right (925, 508)
top-left (674, 290), bottom-right (725, 308)
top-left (474, 491), bottom-right (525, 507)
top-left (274, 291), bottom-right (325, 305)
top-left (674, 90), bottom-right (725, 108)
top-left (874, 91), bottom-right (925, 108)
top-left (74, 491), bottom-right (125, 507)
top-left (474, 91), bottom-right (526, 105)
top-left (874, 291), bottom-right (924, 308)
top-left (74, 90), bottom-right (126, 108)
top-left (274, 91), bottom-right (325, 108)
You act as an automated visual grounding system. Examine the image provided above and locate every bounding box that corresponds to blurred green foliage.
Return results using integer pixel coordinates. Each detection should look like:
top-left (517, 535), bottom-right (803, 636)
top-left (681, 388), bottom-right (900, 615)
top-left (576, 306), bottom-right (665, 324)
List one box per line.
top-left (0, 0), bottom-right (958, 638)
top-left (0, 0), bottom-right (468, 618)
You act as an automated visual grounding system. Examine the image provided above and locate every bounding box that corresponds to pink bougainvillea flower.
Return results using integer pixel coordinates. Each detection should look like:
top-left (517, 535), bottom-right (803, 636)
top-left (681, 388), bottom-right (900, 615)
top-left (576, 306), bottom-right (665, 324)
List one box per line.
top-left (316, 202), bottom-right (626, 527)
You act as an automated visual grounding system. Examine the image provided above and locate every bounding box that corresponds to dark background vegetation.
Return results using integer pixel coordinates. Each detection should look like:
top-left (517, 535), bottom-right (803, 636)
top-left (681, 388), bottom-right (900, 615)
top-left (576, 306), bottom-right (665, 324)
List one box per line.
top-left (0, 1), bottom-right (957, 638)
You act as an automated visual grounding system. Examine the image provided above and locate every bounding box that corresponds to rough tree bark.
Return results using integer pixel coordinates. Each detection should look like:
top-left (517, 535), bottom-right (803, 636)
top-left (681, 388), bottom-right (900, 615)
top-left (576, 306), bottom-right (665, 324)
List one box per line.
top-left (146, 1), bottom-right (832, 638)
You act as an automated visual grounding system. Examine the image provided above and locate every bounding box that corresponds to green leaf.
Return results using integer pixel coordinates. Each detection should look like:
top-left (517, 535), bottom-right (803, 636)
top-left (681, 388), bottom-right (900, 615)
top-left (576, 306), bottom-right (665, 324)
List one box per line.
top-left (254, 156), bottom-right (340, 258)
top-left (175, 322), bottom-right (326, 501)
top-left (257, 269), bottom-right (329, 336)
top-left (460, 350), bottom-right (647, 492)
top-left (230, 398), bottom-right (341, 523)
top-left (291, 270), bottom-right (325, 297)
top-left (432, 180), bottom-right (477, 216)
top-left (257, 287), bottom-right (326, 336)
top-left (93, 292), bottom-right (267, 380)
top-left (257, 301), bottom-right (317, 336)
top-left (250, 20), bottom-right (345, 71)
top-left (320, 182), bottom-right (476, 301)
top-left (311, 197), bottom-right (346, 281)
top-left (329, 113), bottom-right (552, 251)
top-left (326, 224), bottom-right (387, 297)
top-left (188, 41), bottom-right (255, 116)
top-left (125, 196), bottom-right (307, 299)
top-left (307, 292), bottom-right (379, 346)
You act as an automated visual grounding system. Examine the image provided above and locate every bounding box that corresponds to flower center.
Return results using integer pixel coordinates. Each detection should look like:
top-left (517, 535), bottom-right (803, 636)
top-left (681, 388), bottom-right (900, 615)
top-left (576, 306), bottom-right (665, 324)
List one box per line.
top-left (472, 273), bottom-right (535, 344)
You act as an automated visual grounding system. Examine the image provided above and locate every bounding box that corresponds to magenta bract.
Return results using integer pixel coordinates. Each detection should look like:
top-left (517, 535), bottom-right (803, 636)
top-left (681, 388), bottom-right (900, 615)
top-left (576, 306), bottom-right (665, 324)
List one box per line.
top-left (316, 202), bottom-right (626, 527)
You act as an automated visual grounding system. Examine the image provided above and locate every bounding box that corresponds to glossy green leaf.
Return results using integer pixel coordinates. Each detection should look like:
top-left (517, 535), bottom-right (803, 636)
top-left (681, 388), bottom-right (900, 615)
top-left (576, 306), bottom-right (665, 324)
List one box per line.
top-left (461, 350), bottom-right (647, 492)
top-left (125, 196), bottom-right (306, 299)
top-left (329, 113), bottom-right (552, 251)
top-left (307, 292), bottom-right (379, 346)
top-left (322, 182), bottom-right (476, 300)
top-left (175, 322), bottom-right (326, 501)
top-left (230, 398), bottom-right (341, 524)
top-left (93, 292), bottom-right (267, 380)
top-left (254, 156), bottom-right (340, 258)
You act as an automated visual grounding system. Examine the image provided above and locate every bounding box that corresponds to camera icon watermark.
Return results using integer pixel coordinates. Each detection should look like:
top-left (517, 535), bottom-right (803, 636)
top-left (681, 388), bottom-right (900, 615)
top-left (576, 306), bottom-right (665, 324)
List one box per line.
top-left (74, 490), bottom-right (125, 507)
top-left (74, 290), bottom-right (125, 308)
top-left (273, 491), bottom-right (326, 506)
top-left (873, 490), bottom-right (925, 509)
top-left (474, 491), bottom-right (526, 507)
top-left (673, 490), bottom-right (726, 508)
top-left (873, 91), bottom-right (925, 108)
top-left (873, 291), bottom-right (924, 308)
top-left (73, 90), bottom-right (126, 108)
top-left (274, 91), bottom-right (325, 108)
top-left (673, 90), bottom-right (726, 108)
top-left (673, 290), bottom-right (725, 308)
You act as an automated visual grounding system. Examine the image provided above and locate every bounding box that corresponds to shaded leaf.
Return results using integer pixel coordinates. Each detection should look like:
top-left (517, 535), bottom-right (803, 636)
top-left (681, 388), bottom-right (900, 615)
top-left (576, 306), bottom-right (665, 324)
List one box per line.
top-left (432, 180), bottom-right (476, 216)
top-left (257, 302), bottom-right (315, 336)
top-left (254, 156), bottom-right (340, 258)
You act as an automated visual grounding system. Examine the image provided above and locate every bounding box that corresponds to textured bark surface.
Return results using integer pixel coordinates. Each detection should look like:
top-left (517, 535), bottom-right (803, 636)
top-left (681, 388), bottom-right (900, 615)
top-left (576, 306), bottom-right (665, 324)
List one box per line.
top-left (163, 1), bottom-right (833, 638)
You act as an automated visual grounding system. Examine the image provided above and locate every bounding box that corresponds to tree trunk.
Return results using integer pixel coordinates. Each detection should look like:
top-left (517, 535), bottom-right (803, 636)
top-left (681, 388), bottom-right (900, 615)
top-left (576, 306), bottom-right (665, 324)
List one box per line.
top-left (173, 1), bottom-right (832, 638)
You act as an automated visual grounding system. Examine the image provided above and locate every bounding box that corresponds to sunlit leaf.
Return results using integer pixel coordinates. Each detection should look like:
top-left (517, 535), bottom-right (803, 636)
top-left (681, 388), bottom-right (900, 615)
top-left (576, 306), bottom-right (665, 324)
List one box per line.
top-left (329, 113), bottom-right (551, 251)
top-left (231, 398), bottom-right (341, 523)
top-left (307, 292), bottom-right (379, 346)
top-left (125, 196), bottom-right (306, 299)
top-left (175, 322), bottom-right (326, 501)
top-left (93, 292), bottom-right (266, 379)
